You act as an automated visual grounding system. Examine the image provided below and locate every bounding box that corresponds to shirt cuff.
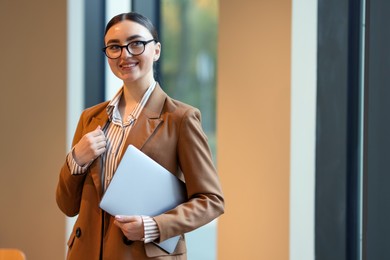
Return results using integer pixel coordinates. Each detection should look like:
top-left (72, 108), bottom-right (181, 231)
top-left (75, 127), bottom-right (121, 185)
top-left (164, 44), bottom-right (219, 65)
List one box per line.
top-left (67, 148), bottom-right (91, 175)
top-left (142, 216), bottom-right (160, 243)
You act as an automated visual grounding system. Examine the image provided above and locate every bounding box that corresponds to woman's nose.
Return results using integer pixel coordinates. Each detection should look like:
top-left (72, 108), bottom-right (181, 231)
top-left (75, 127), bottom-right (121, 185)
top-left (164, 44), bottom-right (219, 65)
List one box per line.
top-left (121, 47), bottom-right (132, 58)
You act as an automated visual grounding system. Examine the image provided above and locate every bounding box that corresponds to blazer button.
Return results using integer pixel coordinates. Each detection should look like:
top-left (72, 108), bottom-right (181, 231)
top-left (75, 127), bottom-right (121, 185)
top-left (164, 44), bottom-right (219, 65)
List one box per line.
top-left (75, 227), bottom-right (82, 238)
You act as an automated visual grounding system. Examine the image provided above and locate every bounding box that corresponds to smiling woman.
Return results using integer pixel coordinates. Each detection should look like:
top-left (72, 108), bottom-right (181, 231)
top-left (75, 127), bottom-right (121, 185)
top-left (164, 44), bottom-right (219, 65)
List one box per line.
top-left (65, 1), bottom-right (222, 259)
top-left (57, 11), bottom-right (224, 260)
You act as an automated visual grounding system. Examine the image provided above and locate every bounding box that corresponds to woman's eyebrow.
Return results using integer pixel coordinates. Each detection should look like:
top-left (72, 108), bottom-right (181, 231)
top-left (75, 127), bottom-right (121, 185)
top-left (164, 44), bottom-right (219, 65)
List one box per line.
top-left (126, 35), bottom-right (144, 41)
top-left (106, 35), bottom-right (144, 45)
top-left (106, 39), bottom-right (120, 45)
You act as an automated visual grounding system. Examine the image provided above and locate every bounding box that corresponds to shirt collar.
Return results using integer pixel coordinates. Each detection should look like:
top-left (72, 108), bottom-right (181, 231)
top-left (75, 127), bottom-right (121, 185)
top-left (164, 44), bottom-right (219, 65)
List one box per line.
top-left (106, 81), bottom-right (156, 125)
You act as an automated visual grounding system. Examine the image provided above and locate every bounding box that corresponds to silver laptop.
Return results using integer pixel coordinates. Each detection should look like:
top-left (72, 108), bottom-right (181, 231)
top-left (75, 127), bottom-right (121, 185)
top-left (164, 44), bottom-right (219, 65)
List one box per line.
top-left (99, 144), bottom-right (187, 253)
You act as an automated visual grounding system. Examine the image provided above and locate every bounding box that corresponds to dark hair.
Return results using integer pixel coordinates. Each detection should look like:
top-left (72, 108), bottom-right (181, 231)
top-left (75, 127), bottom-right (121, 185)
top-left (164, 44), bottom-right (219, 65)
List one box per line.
top-left (104, 12), bottom-right (159, 42)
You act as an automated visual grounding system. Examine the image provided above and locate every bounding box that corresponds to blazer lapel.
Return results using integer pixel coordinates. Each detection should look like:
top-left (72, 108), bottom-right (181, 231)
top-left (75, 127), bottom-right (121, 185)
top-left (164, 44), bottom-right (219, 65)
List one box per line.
top-left (89, 108), bottom-right (109, 198)
top-left (118, 83), bottom-right (166, 161)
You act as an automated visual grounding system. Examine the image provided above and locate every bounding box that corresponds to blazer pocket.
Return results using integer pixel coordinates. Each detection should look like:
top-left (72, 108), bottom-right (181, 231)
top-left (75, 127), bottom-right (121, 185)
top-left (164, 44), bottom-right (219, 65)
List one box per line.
top-left (145, 236), bottom-right (186, 258)
top-left (67, 232), bottom-right (76, 249)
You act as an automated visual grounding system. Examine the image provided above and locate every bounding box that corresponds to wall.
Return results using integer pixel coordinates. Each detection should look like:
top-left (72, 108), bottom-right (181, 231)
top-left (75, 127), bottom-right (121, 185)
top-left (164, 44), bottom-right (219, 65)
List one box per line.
top-left (217, 1), bottom-right (292, 259)
top-left (0, 0), bottom-right (66, 259)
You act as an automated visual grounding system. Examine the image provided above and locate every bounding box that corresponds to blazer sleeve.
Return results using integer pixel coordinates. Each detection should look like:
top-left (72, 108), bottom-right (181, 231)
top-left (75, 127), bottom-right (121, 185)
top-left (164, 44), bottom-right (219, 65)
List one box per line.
top-left (153, 107), bottom-right (225, 242)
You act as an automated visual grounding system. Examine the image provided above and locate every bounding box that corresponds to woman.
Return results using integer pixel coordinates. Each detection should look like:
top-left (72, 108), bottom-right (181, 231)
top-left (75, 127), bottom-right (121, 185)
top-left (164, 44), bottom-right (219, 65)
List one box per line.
top-left (56, 12), bottom-right (224, 259)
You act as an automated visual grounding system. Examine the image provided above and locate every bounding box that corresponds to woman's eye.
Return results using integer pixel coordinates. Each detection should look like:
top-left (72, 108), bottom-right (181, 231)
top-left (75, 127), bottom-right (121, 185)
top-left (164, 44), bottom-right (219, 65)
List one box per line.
top-left (130, 41), bottom-right (143, 47)
top-left (108, 45), bottom-right (121, 51)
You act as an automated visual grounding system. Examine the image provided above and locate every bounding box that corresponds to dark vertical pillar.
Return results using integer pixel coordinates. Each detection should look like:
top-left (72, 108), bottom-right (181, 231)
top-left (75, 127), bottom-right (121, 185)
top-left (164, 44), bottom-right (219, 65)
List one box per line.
top-left (84, 0), bottom-right (106, 107)
top-left (364, 0), bottom-right (390, 259)
top-left (316, 1), bottom-right (349, 258)
top-left (132, 0), bottom-right (162, 83)
top-left (346, 1), bottom-right (364, 259)
top-left (316, 0), bottom-right (363, 259)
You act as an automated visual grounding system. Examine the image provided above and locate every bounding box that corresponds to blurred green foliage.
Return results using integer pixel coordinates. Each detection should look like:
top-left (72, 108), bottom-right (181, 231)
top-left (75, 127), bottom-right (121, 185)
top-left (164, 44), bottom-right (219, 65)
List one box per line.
top-left (160, 0), bottom-right (218, 156)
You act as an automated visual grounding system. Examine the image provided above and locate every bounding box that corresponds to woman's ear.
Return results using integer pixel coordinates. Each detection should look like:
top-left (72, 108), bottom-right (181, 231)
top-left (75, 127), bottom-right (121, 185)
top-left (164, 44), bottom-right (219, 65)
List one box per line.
top-left (153, 42), bottom-right (161, 61)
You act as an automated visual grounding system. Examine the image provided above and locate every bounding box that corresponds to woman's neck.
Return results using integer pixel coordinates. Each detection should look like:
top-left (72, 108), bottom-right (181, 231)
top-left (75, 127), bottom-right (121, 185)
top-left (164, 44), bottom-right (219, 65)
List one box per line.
top-left (123, 77), bottom-right (155, 101)
top-left (118, 78), bottom-right (155, 121)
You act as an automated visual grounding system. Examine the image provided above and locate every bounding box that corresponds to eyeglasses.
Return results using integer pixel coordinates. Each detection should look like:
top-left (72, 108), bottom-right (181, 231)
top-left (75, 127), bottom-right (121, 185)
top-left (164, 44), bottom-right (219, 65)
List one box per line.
top-left (102, 39), bottom-right (156, 59)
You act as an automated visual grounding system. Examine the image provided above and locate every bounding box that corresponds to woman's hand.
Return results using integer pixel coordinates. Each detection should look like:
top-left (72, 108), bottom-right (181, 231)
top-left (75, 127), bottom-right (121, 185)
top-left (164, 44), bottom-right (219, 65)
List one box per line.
top-left (114, 215), bottom-right (145, 241)
top-left (73, 126), bottom-right (107, 166)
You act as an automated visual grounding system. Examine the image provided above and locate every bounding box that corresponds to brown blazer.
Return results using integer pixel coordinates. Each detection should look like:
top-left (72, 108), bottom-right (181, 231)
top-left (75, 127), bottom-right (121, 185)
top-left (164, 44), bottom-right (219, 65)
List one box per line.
top-left (56, 84), bottom-right (224, 260)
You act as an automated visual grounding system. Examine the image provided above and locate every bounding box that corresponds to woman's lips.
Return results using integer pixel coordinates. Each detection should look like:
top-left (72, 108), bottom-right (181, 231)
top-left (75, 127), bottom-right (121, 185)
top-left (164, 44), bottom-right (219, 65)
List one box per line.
top-left (120, 62), bottom-right (138, 69)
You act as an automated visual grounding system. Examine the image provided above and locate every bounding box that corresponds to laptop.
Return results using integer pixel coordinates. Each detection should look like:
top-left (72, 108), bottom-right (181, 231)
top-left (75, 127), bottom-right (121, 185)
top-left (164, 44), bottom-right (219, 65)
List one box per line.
top-left (99, 144), bottom-right (187, 253)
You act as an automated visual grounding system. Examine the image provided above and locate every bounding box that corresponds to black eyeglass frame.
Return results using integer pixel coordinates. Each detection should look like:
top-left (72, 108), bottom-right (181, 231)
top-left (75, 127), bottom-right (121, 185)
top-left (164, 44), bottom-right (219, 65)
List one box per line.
top-left (102, 39), bottom-right (157, 59)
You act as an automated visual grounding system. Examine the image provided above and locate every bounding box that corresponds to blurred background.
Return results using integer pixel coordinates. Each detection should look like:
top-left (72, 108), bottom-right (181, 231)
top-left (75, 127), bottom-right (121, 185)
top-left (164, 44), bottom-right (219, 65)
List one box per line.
top-left (1, 0), bottom-right (390, 259)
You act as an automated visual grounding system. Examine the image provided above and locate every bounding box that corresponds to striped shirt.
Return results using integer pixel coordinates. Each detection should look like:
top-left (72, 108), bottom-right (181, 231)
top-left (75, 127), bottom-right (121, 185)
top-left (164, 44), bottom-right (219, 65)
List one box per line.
top-left (67, 81), bottom-right (159, 243)
top-left (102, 82), bottom-right (155, 190)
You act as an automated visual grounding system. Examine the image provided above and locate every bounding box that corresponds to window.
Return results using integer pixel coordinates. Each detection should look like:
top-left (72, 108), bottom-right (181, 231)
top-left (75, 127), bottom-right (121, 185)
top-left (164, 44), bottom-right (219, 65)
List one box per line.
top-left (160, 0), bottom-right (218, 156)
top-left (159, 1), bottom-right (219, 259)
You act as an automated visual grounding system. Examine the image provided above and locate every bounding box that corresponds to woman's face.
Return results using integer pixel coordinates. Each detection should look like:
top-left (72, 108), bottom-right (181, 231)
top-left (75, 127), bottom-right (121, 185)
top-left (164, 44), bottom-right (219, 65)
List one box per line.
top-left (104, 20), bottom-right (161, 85)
